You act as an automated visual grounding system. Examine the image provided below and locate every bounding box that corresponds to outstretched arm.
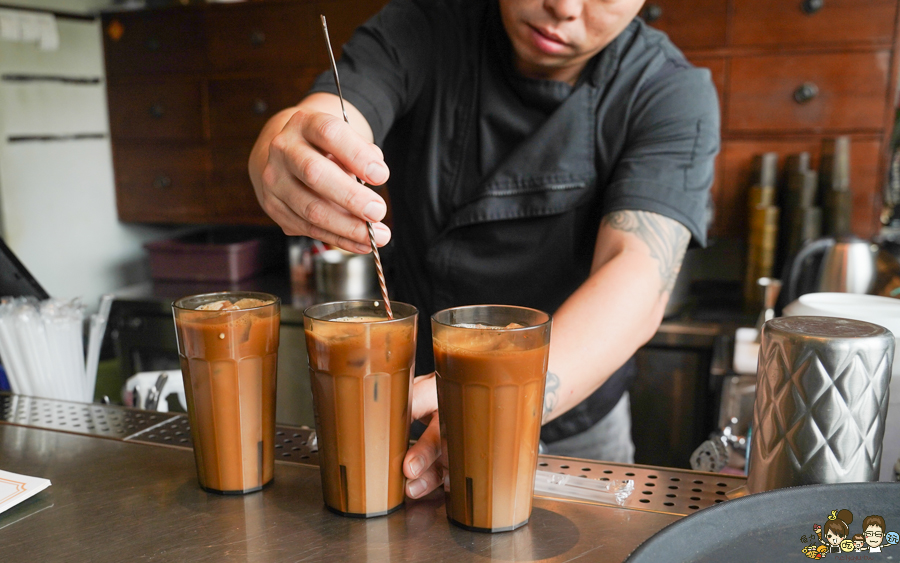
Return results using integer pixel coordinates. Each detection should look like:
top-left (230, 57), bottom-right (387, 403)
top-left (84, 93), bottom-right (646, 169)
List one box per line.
top-left (542, 209), bottom-right (690, 423)
top-left (403, 208), bottom-right (691, 498)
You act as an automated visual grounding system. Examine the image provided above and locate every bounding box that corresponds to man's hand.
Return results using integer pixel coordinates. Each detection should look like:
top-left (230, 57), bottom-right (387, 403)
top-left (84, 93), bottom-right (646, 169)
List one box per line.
top-left (403, 373), bottom-right (446, 499)
top-left (401, 210), bottom-right (691, 497)
top-left (248, 93), bottom-right (392, 254)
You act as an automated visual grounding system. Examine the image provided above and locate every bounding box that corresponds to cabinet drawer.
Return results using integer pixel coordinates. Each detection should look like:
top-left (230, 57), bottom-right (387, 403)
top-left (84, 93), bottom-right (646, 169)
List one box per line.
top-left (727, 51), bottom-right (890, 133)
top-left (114, 144), bottom-right (212, 223)
top-left (639, 0), bottom-right (727, 49)
top-left (107, 80), bottom-right (204, 141)
top-left (208, 74), bottom-right (318, 139)
top-left (103, 10), bottom-right (205, 76)
top-left (716, 138), bottom-right (883, 240)
top-left (732, 0), bottom-right (897, 47)
top-left (206, 3), bottom-right (317, 72)
top-left (210, 142), bottom-right (273, 225)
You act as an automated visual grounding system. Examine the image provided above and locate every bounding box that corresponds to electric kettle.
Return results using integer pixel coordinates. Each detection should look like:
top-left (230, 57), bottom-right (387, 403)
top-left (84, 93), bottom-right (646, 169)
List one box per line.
top-left (782, 235), bottom-right (877, 304)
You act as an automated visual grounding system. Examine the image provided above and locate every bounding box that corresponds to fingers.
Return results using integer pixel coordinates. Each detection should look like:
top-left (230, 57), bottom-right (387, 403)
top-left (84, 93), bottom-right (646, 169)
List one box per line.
top-left (405, 414), bottom-right (443, 499)
top-left (263, 195), bottom-right (389, 254)
top-left (266, 167), bottom-right (391, 249)
top-left (258, 108), bottom-right (393, 250)
top-left (410, 373), bottom-right (438, 422)
top-left (281, 111), bottom-right (389, 222)
top-left (304, 112), bottom-right (389, 184)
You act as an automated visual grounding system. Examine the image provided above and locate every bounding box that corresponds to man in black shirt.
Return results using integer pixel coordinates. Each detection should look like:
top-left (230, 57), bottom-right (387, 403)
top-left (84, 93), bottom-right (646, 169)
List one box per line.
top-left (249, 0), bottom-right (719, 500)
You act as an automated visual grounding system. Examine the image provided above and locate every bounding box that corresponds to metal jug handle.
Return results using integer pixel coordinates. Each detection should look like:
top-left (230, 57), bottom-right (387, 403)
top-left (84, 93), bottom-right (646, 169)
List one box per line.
top-left (783, 237), bottom-right (834, 305)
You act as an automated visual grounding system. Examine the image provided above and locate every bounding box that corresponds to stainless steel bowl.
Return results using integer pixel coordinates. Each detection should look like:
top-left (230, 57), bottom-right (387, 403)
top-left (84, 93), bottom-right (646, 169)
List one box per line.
top-left (313, 249), bottom-right (378, 300)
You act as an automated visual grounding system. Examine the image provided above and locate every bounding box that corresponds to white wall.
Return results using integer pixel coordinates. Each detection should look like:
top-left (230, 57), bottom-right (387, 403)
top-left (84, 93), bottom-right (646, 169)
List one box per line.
top-left (0, 0), bottom-right (115, 14)
top-left (0, 8), bottom-right (179, 310)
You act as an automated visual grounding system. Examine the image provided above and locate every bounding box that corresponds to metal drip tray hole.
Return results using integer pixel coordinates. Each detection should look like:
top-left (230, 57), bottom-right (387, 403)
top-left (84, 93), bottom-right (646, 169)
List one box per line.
top-left (125, 413), bottom-right (319, 466)
top-left (534, 456), bottom-right (746, 516)
top-left (1, 393), bottom-right (173, 439)
top-left (2, 393), bottom-right (319, 467)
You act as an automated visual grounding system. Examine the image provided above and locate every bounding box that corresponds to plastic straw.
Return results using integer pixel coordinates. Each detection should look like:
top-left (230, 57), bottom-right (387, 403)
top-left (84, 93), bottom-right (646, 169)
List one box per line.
top-left (0, 312), bottom-right (30, 396)
top-left (83, 315), bottom-right (105, 402)
top-left (0, 296), bottom-right (87, 401)
top-left (533, 470), bottom-right (635, 506)
top-left (84, 294), bottom-right (113, 403)
top-left (13, 305), bottom-right (54, 399)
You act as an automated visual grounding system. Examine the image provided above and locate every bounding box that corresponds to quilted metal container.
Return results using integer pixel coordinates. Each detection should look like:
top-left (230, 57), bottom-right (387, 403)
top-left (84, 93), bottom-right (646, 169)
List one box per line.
top-left (748, 316), bottom-right (893, 493)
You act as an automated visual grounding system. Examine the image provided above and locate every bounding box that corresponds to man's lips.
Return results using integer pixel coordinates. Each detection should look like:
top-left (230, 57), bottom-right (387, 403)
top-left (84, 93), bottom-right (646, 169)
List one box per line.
top-left (527, 24), bottom-right (570, 54)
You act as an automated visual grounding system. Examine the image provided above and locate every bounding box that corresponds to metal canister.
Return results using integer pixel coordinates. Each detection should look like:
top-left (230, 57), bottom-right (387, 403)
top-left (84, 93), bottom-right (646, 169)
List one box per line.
top-left (748, 316), bottom-right (894, 493)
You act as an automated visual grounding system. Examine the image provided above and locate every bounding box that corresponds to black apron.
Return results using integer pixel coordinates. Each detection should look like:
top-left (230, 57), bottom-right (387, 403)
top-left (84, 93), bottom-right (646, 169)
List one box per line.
top-left (381, 4), bottom-right (637, 442)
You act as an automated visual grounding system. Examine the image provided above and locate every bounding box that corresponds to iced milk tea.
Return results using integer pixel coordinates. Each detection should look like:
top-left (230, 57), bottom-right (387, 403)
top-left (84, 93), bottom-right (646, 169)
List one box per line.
top-left (432, 305), bottom-right (551, 532)
top-left (304, 300), bottom-right (417, 517)
top-left (173, 292), bottom-right (280, 494)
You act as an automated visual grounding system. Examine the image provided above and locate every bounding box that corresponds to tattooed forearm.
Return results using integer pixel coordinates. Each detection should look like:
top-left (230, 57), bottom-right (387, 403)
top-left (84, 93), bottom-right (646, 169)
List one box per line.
top-left (542, 370), bottom-right (560, 424)
top-left (603, 210), bottom-right (691, 295)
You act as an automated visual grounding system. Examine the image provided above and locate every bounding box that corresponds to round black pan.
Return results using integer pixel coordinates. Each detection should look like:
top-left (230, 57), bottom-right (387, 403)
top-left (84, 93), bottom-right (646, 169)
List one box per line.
top-left (626, 482), bottom-right (900, 562)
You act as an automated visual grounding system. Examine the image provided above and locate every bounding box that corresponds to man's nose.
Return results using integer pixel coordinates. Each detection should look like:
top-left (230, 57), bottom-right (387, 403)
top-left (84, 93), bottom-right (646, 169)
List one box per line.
top-left (543, 0), bottom-right (583, 21)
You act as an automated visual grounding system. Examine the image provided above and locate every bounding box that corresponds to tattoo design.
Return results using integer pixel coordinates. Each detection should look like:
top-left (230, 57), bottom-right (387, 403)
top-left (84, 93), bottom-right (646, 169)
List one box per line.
top-left (604, 210), bottom-right (690, 295)
top-left (543, 370), bottom-right (560, 423)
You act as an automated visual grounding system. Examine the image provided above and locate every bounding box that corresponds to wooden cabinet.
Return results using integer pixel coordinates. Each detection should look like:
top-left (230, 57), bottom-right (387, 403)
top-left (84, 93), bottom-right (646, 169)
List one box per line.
top-left (205, 3), bottom-right (317, 72)
top-left (727, 52), bottom-right (891, 134)
top-left (104, 1), bottom-right (900, 233)
top-left (107, 80), bottom-right (205, 141)
top-left (102, 0), bottom-right (387, 225)
top-left (103, 10), bottom-right (206, 75)
top-left (639, 0), bottom-right (728, 49)
top-left (114, 144), bottom-right (212, 223)
top-left (643, 0), bottom-right (900, 240)
top-left (730, 0), bottom-right (897, 47)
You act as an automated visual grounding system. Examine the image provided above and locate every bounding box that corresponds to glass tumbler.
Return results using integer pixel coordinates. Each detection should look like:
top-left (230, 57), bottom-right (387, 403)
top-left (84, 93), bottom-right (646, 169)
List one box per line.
top-left (173, 292), bottom-right (280, 494)
top-left (432, 305), bottom-right (551, 532)
top-left (304, 300), bottom-right (418, 517)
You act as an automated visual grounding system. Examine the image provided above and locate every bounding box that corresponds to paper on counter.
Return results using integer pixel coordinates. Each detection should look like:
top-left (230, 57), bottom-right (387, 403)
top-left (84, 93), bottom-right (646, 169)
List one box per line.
top-left (0, 469), bottom-right (50, 515)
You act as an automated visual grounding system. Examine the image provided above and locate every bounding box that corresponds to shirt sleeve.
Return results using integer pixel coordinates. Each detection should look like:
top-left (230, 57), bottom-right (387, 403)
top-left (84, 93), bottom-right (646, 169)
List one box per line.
top-left (603, 60), bottom-right (721, 247)
top-left (307, 0), bottom-right (438, 144)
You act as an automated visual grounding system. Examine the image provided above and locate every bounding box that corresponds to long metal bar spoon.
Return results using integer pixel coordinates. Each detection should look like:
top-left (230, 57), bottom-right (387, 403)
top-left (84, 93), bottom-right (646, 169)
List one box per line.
top-left (320, 14), bottom-right (393, 319)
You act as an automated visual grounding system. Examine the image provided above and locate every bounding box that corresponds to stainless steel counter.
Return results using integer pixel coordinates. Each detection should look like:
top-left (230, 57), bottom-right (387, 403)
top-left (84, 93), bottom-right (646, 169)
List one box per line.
top-left (0, 394), bottom-right (746, 562)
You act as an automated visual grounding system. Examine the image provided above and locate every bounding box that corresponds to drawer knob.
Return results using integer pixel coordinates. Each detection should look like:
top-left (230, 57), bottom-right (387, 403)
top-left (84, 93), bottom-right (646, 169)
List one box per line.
top-left (152, 175), bottom-right (172, 189)
top-left (250, 30), bottom-right (266, 47)
top-left (793, 82), bottom-right (819, 104)
top-left (252, 98), bottom-right (268, 115)
top-left (148, 103), bottom-right (165, 118)
top-left (642, 3), bottom-right (663, 23)
top-left (801, 0), bottom-right (824, 14)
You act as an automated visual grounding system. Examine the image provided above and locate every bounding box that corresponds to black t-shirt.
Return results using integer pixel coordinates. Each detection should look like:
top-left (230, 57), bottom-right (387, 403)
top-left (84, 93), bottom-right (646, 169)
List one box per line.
top-left (309, 0), bottom-right (720, 441)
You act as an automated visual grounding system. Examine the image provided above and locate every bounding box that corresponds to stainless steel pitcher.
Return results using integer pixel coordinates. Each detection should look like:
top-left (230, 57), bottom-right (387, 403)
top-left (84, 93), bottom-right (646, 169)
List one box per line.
top-left (747, 316), bottom-right (893, 493)
top-left (783, 236), bottom-right (877, 304)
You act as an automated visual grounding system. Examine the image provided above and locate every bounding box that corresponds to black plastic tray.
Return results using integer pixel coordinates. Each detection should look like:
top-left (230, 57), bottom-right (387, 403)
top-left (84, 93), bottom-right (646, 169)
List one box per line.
top-left (626, 482), bottom-right (900, 562)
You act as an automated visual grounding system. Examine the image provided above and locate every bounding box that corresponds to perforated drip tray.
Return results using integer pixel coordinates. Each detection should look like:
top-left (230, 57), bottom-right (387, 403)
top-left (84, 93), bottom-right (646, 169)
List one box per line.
top-left (535, 456), bottom-right (744, 516)
top-left (0, 393), bottom-right (320, 464)
top-left (1, 393), bottom-right (175, 439)
top-left (125, 415), bottom-right (320, 466)
top-left (1, 393), bottom-right (743, 516)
